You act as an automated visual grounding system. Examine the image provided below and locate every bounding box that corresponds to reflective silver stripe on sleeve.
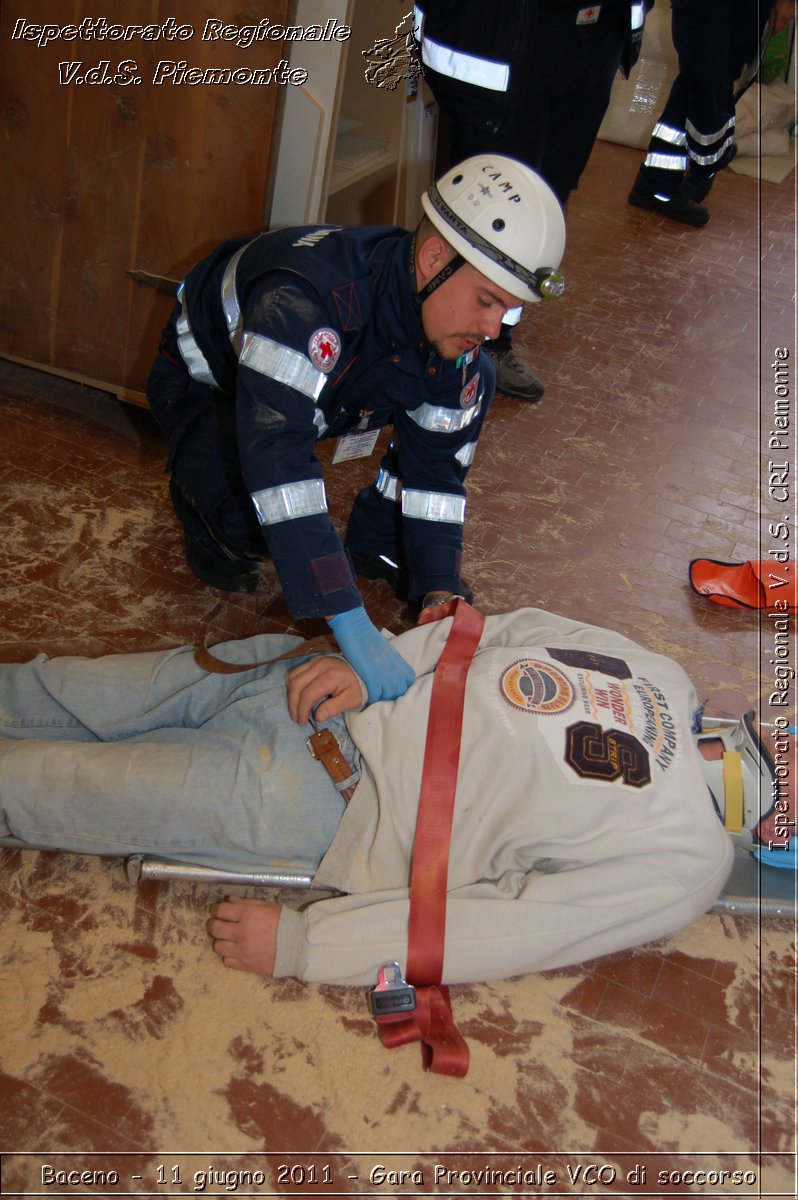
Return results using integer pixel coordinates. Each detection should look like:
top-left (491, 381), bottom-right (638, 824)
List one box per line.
top-left (250, 479), bottom-right (328, 525)
top-left (455, 441), bottom-right (476, 468)
top-left (220, 244), bottom-right (248, 354)
top-left (407, 400), bottom-right (481, 433)
top-left (401, 489), bottom-right (465, 524)
top-left (686, 115), bottom-right (735, 146)
top-left (420, 35), bottom-right (509, 92)
top-left (651, 122), bottom-right (687, 147)
top-left (632, 1), bottom-right (646, 29)
top-left (643, 152), bottom-right (688, 172)
top-left (239, 332), bottom-right (327, 400)
top-left (412, 4), bottom-right (424, 40)
top-left (376, 467), bottom-right (400, 502)
top-left (175, 282), bottom-right (220, 389)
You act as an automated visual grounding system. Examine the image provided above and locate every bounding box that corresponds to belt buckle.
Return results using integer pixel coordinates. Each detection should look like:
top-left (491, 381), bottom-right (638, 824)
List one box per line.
top-left (307, 727), bottom-right (333, 758)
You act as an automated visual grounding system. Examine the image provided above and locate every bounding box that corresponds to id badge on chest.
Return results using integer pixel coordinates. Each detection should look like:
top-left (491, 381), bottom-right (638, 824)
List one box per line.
top-left (332, 428), bottom-right (381, 463)
top-left (332, 410), bottom-right (380, 463)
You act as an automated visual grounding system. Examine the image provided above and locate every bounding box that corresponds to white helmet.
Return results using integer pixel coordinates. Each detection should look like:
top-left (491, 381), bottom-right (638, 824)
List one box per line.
top-left (421, 155), bottom-right (566, 304)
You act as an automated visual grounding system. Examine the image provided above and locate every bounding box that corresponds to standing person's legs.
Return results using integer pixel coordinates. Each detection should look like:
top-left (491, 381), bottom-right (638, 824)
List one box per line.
top-left (443, 3), bottom-right (625, 399)
top-left (628, 0), bottom-right (752, 225)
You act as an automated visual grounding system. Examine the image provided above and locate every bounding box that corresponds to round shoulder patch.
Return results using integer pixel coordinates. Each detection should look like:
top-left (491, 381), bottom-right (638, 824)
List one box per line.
top-left (460, 374), bottom-right (480, 409)
top-left (308, 328), bottom-right (341, 373)
top-left (499, 658), bottom-right (575, 715)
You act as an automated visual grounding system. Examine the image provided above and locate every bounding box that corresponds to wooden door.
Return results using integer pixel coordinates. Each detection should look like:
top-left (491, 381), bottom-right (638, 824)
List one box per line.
top-left (0, 0), bottom-right (291, 404)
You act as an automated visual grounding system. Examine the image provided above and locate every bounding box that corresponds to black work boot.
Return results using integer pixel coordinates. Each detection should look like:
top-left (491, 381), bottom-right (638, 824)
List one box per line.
top-left (484, 347), bottom-right (545, 402)
top-left (169, 478), bottom-right (261, 593)
top-left (181, 534), bottom-right (261, 593)
top-left (628, 173), bottom-right (710, 227)
top-left (681, 165), bottom-right (717, 204)
top-left (348, 549), bottom-right (474, 607)
top-left (347, 549), bottom-right (410, 599)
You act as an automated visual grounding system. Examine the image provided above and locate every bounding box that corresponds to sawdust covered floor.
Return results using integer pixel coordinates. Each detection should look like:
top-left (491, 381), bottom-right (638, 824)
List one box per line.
top-left (0, 140), bottom-right (794, 1193)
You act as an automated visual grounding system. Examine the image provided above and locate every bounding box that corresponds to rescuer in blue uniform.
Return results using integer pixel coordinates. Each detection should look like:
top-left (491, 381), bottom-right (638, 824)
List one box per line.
top-left (146, 156), bottom-right (566, 703)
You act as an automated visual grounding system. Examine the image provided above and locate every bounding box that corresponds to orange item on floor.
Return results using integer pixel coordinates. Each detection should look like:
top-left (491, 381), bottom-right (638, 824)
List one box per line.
top-left (688, 559), bottom-right (797, 611)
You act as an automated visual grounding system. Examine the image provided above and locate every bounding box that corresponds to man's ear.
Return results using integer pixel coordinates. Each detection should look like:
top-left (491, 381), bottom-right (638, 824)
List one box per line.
top-left (416, 234), bottom-right (453, 287)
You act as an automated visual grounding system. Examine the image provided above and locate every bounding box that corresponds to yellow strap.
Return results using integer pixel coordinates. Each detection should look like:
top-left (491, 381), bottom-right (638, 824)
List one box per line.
top-left (722, 751), bottom-right (744, 832)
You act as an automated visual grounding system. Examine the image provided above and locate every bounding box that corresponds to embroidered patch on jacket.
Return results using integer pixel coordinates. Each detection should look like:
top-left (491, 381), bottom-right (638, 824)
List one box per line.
top-left (576, 5), bottom-right (601, 23)
top-left (547, 647), bottom-right (632, 680)
top-left (332, 282), bottom-right (363, 331)
top-left (499, 659), bottom-right (575, 715)
top-left (308, 328), bottom-right (341, 373)
top-left (460, 374), bottom-right (480, 409)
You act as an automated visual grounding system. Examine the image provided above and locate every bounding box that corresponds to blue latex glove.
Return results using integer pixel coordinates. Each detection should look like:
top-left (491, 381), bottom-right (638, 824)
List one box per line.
top-left (328, 607), bottom-right (415, 704)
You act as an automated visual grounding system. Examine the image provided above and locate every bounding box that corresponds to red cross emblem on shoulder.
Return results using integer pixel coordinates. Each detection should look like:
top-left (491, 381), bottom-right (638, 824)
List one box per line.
top-left (309, 328), bottom-right (341, 373)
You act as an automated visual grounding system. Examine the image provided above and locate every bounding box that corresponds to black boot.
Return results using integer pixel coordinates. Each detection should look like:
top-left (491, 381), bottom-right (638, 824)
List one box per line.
top-left (484, 346), bottom-right (545, 402)
top-left (348, 549), bottom-right (473, 607)
top-left (628, 173), bottom-right (710, 227)
top-left (681, 165), bottom-right (717, 204)
top-left (169, 478), bottom-right (261, 593)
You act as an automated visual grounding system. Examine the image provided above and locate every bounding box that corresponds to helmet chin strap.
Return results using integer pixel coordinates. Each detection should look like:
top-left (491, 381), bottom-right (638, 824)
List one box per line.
top-left (416, 253), bottom-right (467, 305)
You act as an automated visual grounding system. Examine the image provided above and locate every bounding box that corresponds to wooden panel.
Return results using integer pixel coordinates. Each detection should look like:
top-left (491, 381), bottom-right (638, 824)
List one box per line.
top-left (0, 0), bottom-right (291, 401)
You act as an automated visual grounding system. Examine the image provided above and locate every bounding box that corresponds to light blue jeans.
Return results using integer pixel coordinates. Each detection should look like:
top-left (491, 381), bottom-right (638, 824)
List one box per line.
top-left (0, 636), bottom-right (354, 872)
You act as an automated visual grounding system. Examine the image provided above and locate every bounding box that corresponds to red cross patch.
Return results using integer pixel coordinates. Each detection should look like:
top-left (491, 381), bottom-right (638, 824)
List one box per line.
top-left (460, 374), bottom-right (480, 409)
top-left (309, 328), bottom-right (341, 373)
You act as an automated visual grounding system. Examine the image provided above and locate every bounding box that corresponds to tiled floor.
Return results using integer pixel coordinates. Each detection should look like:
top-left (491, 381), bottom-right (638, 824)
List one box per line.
top-left (0, 138), bottom-right (795, 1193)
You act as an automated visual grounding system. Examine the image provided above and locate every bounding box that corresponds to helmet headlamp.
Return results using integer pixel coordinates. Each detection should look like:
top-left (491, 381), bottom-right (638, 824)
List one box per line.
top-left (534, 268), bottom-right (566, 300)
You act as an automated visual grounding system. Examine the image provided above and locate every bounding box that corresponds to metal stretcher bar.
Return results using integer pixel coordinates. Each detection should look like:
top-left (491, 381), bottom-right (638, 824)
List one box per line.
top-left (124, 854), bottom-right (324, 891)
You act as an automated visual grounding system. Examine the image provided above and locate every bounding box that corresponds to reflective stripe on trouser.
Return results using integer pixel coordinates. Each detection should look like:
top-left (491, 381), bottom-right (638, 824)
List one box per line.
top-left (642, 121), bottom-right (688, 180)
top-left (685, 116), bottom-right (735, 168)
top-left (374, 470), bottom-right (466, 525)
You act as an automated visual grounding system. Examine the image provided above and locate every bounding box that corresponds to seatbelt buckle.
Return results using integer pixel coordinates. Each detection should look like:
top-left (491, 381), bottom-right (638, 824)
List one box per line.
top-left (369, 962), bottom-right (417, 1017)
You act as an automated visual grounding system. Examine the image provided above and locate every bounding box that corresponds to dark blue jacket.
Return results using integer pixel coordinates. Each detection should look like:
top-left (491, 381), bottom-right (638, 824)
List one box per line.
top-left (168, 224), bottom-right (493, 619)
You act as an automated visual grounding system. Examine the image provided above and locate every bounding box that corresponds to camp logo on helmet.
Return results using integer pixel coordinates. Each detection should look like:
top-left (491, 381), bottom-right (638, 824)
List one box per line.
top-left (479, 164), bottom-right (523, 204)
top-left (308, 328), bottom-right (341, 373)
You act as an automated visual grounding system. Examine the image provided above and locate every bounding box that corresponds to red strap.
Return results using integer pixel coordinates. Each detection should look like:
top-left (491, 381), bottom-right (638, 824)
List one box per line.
top-left (374, 599), bottom-right (485, 1076)
top-left (376, 985), bottom-right (469, 1076)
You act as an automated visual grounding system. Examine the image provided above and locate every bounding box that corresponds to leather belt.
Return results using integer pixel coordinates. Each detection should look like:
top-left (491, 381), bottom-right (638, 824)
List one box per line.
top-left (307, 727), bottom-right (359, 803)
top-left (194, 634), bottom-right (335, 675)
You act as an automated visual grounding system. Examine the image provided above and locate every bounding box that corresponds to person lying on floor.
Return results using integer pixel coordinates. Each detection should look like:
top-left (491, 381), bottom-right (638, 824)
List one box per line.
top-left (0, 604), bottom-right (741, 986)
